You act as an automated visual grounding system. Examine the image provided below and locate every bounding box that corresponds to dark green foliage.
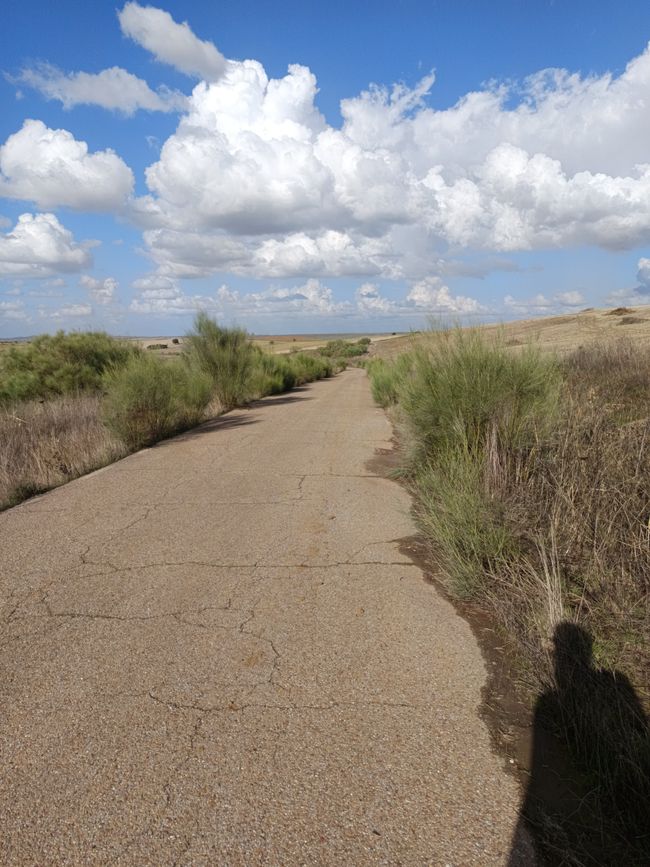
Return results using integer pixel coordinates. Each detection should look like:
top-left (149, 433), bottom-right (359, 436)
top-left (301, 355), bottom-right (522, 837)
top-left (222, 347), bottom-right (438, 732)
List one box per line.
top-left (0, 331), bottom-right (137, 404)
top-left (287, 353), bottom-right (333, 384)
top-left (250, 352), bottom-right (297, 396)
top-left (400, 330), bottom-right (560, 459)
top-left (318, 338), bottom-right (370, 358)
top-left (102, 354), bottom-right (212, 449)
top-left (183, 313), bottom-right (255, 410)
top-left (366, 355), bottom-right (413, 407)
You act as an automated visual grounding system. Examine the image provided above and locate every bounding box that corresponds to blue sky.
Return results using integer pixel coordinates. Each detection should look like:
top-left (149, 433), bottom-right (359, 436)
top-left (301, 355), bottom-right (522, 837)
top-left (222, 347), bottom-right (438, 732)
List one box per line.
top-left (2, 1), bottom-right (650, 336)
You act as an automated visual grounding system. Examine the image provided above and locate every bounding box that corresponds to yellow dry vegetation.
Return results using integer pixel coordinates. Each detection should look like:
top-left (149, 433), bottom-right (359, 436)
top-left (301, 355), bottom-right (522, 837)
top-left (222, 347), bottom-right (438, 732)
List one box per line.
top-left (371, 305), bottom-right (650, 359)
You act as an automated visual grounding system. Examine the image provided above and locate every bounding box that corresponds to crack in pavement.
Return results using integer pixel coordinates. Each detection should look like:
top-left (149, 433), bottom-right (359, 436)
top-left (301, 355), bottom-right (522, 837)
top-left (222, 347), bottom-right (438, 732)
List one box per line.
top-left (0, 369), bottom-right (526, 865)
top-left (111, 690), bottom-right (422, 716)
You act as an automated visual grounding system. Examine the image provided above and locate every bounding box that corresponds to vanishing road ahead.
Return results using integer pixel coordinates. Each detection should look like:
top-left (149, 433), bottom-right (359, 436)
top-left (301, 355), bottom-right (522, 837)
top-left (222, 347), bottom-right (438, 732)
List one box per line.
top-left (1, 369), bottom-right (529, 865)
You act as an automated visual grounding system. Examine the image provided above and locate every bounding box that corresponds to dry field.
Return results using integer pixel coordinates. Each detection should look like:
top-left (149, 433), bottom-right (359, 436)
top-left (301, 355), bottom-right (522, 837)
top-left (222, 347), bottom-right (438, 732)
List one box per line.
top-left (51, 333), bottom-right (404, 357)
top-left (371, 304), bottom-right (650, 359)
top-left (138, 333), bottom-right (401, 356)
top-left (1, 332), bottom-right (405, 359)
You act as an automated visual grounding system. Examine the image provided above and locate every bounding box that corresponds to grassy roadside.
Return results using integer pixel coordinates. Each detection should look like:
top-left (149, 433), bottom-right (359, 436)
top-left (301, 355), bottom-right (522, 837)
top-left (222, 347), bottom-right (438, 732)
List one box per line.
top-left (0, 315), bottom-right (358, 511)
top-left (367, 329), bottom-right (650, 864)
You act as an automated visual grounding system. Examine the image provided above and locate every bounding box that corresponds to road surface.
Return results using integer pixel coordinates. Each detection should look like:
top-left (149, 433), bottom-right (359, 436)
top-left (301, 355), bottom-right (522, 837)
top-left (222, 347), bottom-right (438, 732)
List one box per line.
top-left (0, 369), bottom-right (530, 865)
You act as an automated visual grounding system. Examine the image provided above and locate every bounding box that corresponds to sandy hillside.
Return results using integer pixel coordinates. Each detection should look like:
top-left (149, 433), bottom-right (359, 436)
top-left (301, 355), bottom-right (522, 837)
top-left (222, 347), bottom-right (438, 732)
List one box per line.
top-left (371, 305), bottom-right (650, 359)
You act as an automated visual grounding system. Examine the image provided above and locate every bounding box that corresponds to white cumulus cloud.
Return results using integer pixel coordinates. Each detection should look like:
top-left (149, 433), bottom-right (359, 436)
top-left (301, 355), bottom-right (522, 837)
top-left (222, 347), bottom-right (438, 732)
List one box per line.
top-left (251, 231), bottom-right (390, 278)
top-left (554, 291), bottom-right (585, 307)
top-left (126, 273), bottom-right (482, 321)
top-left (131, 39), bottom-right (650, 281)
top-left (142, 228), bottom-right (251, 278)
top-left (139, 61), bottom-right (331, 236)
top-left (8, 7), bottom-right (650, 312)
top-left (246, 278), bottom-right (346, 315)
top-left (356, 283), bottom-right (394, 313)
top-left (0, 120), bottom-right (134, 211)
top-left (132, 274), bottom-right (181, 298)
top-left (407, 277), bottom-right (483, 313)
top-left (128, 275), bottom-right (349, 317)
top-left (118, 2), bottom-right (227, 81)
top-left (0, 213), bottom-right (91, 277)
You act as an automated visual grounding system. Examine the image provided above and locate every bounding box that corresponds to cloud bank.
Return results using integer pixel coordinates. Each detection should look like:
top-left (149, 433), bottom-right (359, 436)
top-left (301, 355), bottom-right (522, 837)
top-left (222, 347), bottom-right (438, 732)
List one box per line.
top-left (4, 5), bottom-right (650, 323)
top-left (128, 35), bottom-right (650, 284)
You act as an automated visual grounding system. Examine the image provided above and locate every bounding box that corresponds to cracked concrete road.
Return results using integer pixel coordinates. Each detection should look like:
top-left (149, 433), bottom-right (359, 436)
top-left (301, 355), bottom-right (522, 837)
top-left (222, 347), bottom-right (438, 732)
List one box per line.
top-left (0, 369), bottom-right (529, 865)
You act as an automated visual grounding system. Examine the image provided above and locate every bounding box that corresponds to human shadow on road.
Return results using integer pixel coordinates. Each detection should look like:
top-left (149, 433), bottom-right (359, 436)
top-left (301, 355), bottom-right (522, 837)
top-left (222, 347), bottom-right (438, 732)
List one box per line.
top-left (249, 390), bottom-right (313, 408)
top-left (156, 412), bottom-right (261, 446)
top-left (152, 389), bottom-right (314, 448)
top-left (508, 623), bottom-right (650, 866)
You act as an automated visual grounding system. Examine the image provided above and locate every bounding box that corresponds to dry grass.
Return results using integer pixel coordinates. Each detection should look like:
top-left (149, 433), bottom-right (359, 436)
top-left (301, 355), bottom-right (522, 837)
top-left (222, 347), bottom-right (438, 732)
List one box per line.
top-left (250, 334), bottom-right (396, 355)
top-left (493, 343), bottom-right (650, 687)
top-left (372, 304), bottom-right (650, 361)
top-left (133, 333), bottom-right (403, 357)
top-left (0, 395), bottom-right (127, 509)
top-left (130, 334), bottom-right (332, 356)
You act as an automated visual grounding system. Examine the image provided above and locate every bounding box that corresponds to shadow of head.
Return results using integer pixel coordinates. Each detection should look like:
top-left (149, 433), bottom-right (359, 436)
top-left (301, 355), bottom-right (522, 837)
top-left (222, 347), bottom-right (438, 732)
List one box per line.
top-left (550, 622), bottom-right (648, 743)
top-left (551, 622), bottom-right (593, 691)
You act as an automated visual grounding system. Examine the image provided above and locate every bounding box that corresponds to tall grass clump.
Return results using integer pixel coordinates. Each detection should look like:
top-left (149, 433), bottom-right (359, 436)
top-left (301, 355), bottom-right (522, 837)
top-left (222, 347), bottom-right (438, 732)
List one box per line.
top-left (414, 446), bottom-right (515, 596)
top-left (366, 354), bottom-right (413, 407)
top-left (401, 330), bottom-right (560, 459)
top-left (395, 331), bottom-right (559, 594)
top-left (0, 331), bottom-right (137, 404)
top-left (288, 353), bottom-right (333, 384)
top-left (183, 313), bottom-right (255, 410)
top-left (102, 354), bottom-right (212, 449)
top-left (249, 351), bottom-right (297, 396)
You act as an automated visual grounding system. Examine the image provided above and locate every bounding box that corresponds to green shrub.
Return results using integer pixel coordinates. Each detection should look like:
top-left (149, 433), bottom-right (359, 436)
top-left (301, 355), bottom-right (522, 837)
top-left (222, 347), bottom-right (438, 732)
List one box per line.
top-left (288, 353), bottom-right (333, 384)
top-left (319, 338), bottom-right (369, 358)
top-left (366, 354), bottom-right (413, 407)
top-left (250, 352), bottom-right (297, 397)
top-left (0, 331), bottom-right (137, 404)
top-left (183, 313), bottom-right (255, 410)
top-left (401, 329), bottom-right (560, 459)
top-left (102, 354), bottom-right (211, 449)
top-left (414, 447), bottom-right (514, 596)
top-left (388, 331), bottom-right (558, 596)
